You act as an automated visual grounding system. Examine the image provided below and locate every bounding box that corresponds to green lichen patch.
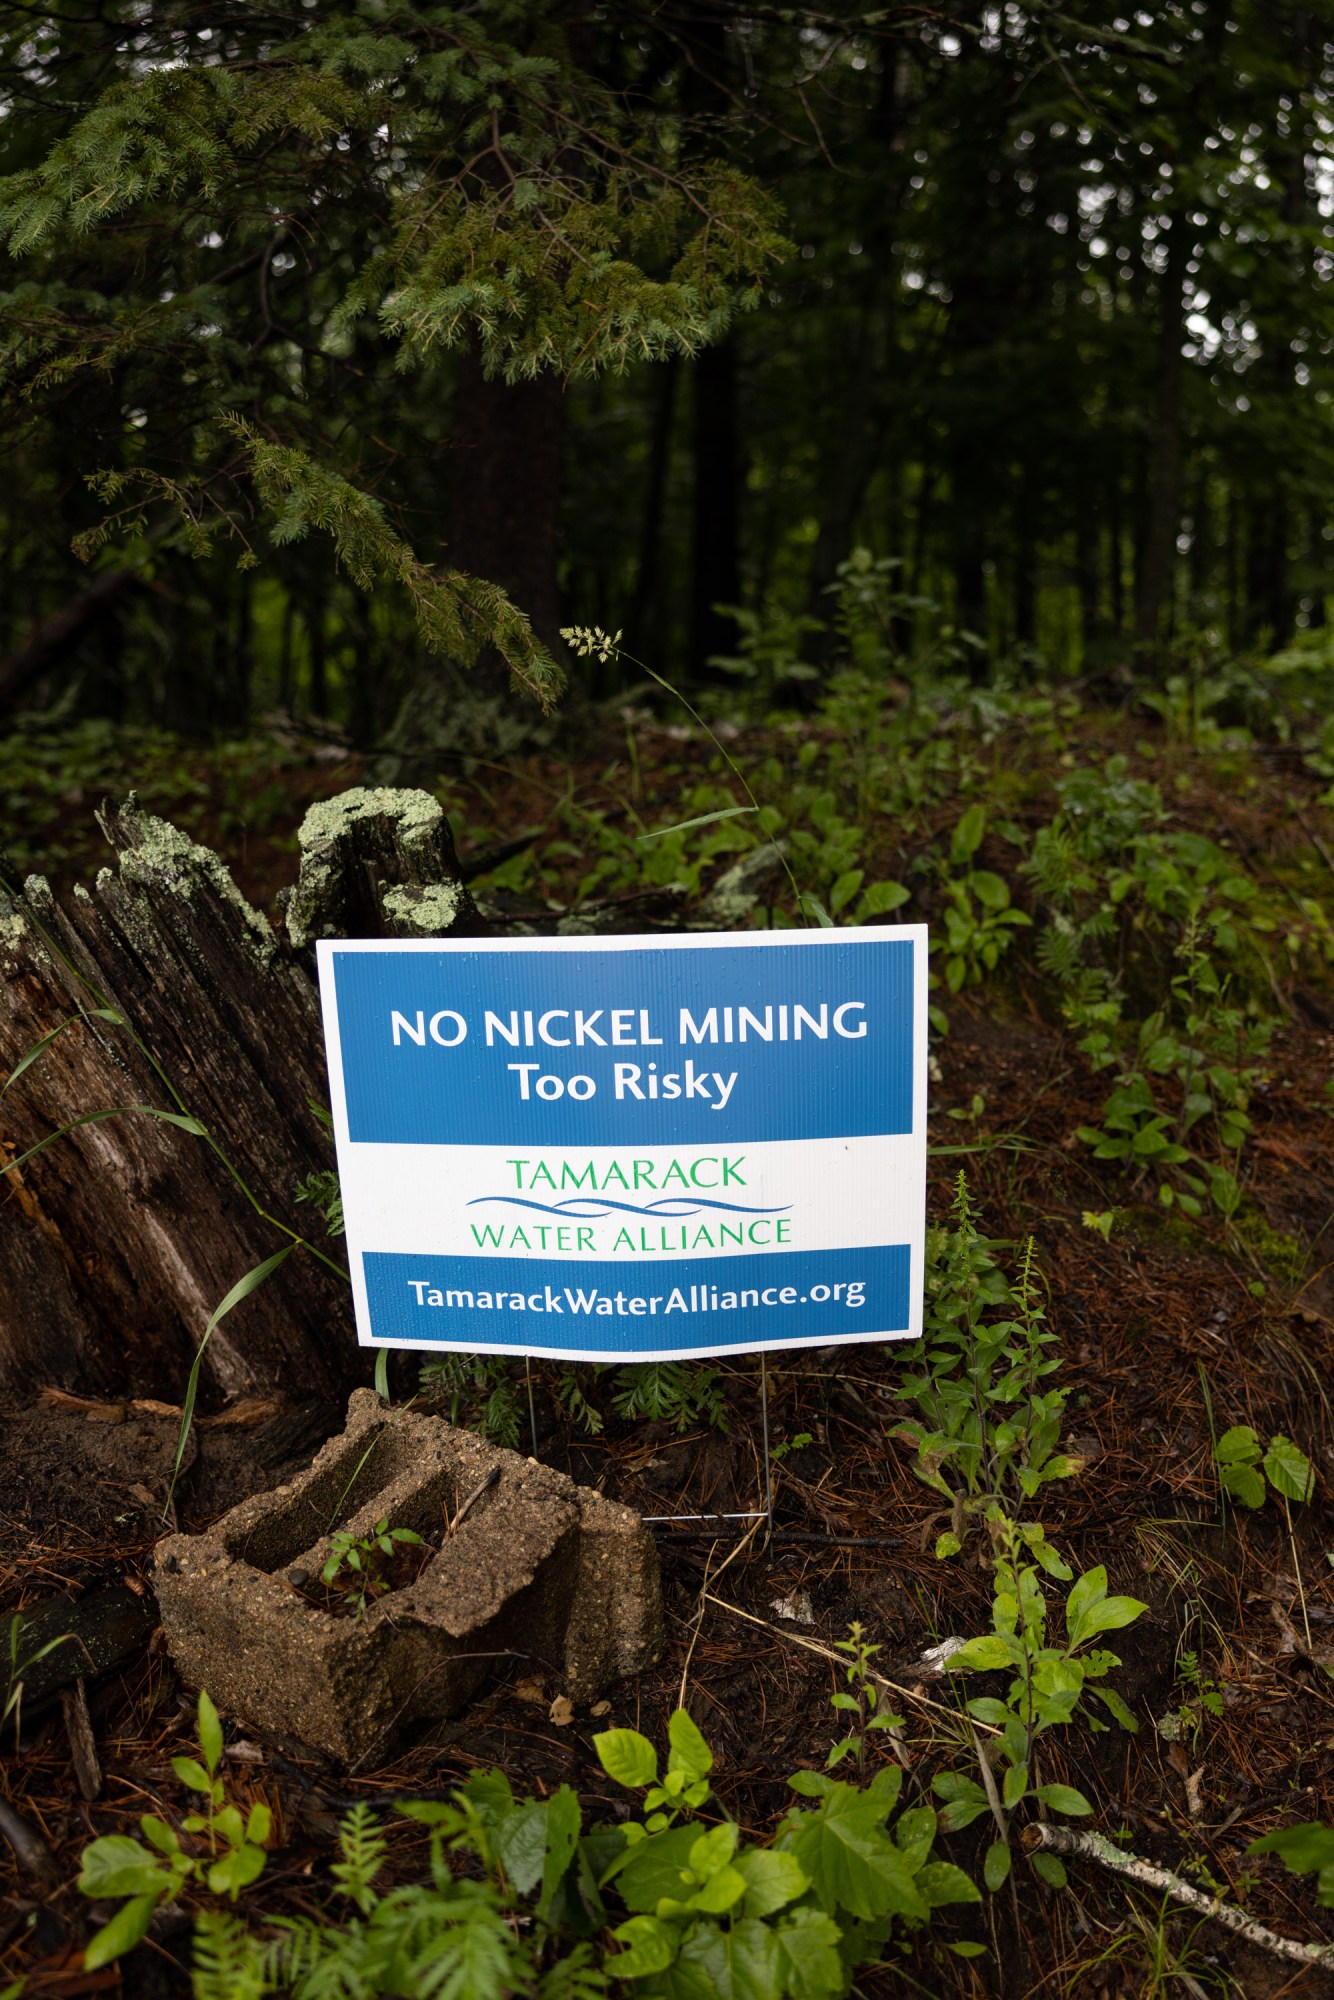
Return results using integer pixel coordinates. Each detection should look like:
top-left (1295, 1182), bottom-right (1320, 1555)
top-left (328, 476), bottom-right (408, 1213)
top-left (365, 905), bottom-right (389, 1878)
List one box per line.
top-left (103, 800), bottom-right (275, 963)
top-left (381, 882), bottom-right (462, 936)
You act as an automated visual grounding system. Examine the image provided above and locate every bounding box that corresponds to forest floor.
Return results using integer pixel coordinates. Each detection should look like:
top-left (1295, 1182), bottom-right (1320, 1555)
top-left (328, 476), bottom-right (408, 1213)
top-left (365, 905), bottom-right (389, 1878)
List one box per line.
top-left (5, 666), bottom-right (1334, 1997)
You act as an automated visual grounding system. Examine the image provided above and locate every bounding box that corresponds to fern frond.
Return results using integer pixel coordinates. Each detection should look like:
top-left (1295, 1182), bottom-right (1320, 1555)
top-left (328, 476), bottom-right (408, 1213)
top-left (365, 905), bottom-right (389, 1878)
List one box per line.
top-left (330, 1801), bottom-right (387, 1915)
top-left (192, 1910), bottom-right (267, 2000)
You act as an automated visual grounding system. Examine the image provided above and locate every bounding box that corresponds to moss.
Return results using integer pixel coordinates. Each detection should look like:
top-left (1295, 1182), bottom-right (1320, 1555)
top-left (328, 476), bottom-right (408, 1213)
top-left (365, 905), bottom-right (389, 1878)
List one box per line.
top-left (1122, 1203), bottom-right (1202, 1253)
top-left (1231, 1205), bottom-right (1307, 1287)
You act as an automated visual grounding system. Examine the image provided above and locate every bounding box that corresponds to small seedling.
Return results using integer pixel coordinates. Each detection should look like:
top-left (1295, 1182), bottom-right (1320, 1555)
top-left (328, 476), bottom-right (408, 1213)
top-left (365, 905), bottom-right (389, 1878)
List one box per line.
top-left (826, 1622), bottom-right (904, 1776)
top-left (78, 1690), bottom-right (270, 1969)
top-left (321, 1517), bottom-right (424, 1619)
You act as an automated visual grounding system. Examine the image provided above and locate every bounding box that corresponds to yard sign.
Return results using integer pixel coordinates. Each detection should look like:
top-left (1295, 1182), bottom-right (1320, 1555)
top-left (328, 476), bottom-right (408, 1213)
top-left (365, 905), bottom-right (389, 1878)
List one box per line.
top-left (316, 928), bottom-right (928, 1364)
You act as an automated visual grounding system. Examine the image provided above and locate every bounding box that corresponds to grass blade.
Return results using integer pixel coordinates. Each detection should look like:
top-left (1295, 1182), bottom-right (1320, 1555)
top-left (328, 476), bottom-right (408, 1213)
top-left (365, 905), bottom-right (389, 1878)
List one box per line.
top-left (636, 806), bottom-right (757, 843)
top-left (1, 1104), bottom-right (207, 1177)
top-left (1, 1008), bottom-right (122, 1100)
top-left (163, 1245), bottom-right (296, 1523)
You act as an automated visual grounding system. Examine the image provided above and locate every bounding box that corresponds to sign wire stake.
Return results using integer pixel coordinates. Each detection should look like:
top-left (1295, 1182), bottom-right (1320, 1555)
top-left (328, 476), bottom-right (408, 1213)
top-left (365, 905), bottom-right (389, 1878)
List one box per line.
top-left (760, 1351), bottom-right (773, 1550)
top-left (525, 1358), bottom-right (538, 1458)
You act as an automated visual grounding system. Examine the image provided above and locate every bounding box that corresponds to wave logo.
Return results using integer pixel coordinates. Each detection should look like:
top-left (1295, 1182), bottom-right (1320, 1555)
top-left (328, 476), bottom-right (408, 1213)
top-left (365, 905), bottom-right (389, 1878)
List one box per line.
top-left (467, 1194), bottom-right (791, 1220)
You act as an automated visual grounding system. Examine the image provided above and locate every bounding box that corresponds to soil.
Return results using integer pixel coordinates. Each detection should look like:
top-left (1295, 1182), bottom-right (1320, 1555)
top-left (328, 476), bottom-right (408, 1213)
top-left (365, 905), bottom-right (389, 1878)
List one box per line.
top-left (4, 722), bottom-right (1334, 1996)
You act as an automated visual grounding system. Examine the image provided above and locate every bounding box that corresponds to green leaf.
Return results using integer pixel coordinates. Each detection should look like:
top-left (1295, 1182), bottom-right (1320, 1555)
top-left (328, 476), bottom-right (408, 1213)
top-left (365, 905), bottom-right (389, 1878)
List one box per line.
top-left (674, 1915), bottom-right (783, 1999)
top-left (830, 868), bottom-right (864, 913)
top-left (637, 806), bottom-right (757, 843)
top-left (1031, 1852), bottom-right (1067, 1889)
top-left (1263, 1435), bottom-right (1315, 1504)
top-left (784, 1781), bottom-right (929, 1924)
top-left (1002, 1763), bottom-right (1028, 1809)
top-left (860, 879), bottom-right (910, 918)
top-left (163, 1243), bottom-right (296, 1522)
top-left (734, 1848), bottom-right (809, 1918)
top-left (1248, 1823), bottom-right (1334, 1876)
top-left (77, 1836), bottom-right (169, 1902)
top-left (667, 1709), bottom-right (714, 1786)
top-left (1214, 1424), bottom-right (1261, 1467)
top-left (915, 1860), bottom-right (982, 1908)
top-left (772, 1906), bottom-right (845, 1997)
top-left (970, 869), bottom-right (1011, 911)
top-left (170, 1756), bottom-right (215, 1795)
top-left (687, 1823), bottom-right (739, 1881)
top-left (83, 1892), bottom-right (159, 1970)
top-left (197, 1689), bottom-right (223, 1776)
top-left (498, 1800), bottom-right (549, 1896)
top-left (984, 1839), bottom-right (1011, 1893)
top-left (950, 1634), bottom-right (1016, 1671)
top-left (1220, 1462), bottom-right (1266, 1509)
top-left (1034, 1784), bottom-right (1092, 1816)
top-left (595, 1727), bottom-right (659, 1790)
top-left (609, 1914), bottom-right (678, 1979)
top-left (539, 1786), bottom-right (582, 1921)
top-left (207, 1843), bottom-right (266, 1898)
top-left (951, 804), bottom-right (986, 864)
top-left (373, 1347), bottom-right (390, 1400)
top-left (1079, 1595), bottom-right (1148, 1638)
top-left (934, 1531), bottom-right (963, 1560)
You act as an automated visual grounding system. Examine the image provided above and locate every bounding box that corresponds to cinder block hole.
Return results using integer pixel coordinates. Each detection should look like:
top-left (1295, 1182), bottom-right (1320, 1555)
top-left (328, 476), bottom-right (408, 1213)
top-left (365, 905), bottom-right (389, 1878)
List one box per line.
top-left (225, 1423), bottom-right (500, 1577)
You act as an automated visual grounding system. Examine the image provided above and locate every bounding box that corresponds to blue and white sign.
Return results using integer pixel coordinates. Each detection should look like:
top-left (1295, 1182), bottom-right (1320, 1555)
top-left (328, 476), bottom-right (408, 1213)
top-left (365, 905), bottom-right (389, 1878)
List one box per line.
top-left (316, 928), bottom-right (928, 1362)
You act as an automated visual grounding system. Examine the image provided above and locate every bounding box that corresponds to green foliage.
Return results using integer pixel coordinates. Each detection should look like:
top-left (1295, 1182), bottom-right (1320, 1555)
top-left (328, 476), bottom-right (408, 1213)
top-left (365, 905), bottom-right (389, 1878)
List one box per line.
top-left (293, 1169), bottom-right (344, 1240)
top-left (1025, 758), bottom-right (1277, 1217)
top-left (0, 6), bottom-right (787, 701)
top-left (610, 1361), bottom-right (727, 1434)
top-left (84, 1707), bottom-right (979, 1996)
top-left (937, 1515), bottom-right (1145, 1889)
top-left (896, 1176), bottom-right (1078, 1551)
top-left (320, 1517), bottom-right (424, 1619)
top-left (3, 1610), bottom-right (76, 1747)
top-left (78, 1690), bottom-right (271, 1970)
top-left (937, 807), bottom-right (1031, 995)
top-left (825, 1624), bottom-right (903, 1778)
top-left (1246, 1823), bottom-right (1334, 1908)
top-left (1213, 1426), bottom-right (1316, 1512)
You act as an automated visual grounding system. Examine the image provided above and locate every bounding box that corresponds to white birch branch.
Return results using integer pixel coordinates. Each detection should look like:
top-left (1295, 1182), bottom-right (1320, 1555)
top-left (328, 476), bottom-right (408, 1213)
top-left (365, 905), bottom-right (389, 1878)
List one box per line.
top-left (1026, 1823), bottom-right (1334, 1969)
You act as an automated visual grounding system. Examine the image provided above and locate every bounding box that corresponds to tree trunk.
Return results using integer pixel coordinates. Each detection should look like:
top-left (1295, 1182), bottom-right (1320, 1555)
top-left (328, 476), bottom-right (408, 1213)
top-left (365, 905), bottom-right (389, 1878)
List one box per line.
top-left (449, 344), bottom-right (566, 667)
top-left (0, 790), bottom-right (479, 1403)
top-left (691, 336), bottom-right (742, 678)
top-left (627, 359), bottom-right (681, 670)
top-left (1134, 212), bottom-right (1188, 652)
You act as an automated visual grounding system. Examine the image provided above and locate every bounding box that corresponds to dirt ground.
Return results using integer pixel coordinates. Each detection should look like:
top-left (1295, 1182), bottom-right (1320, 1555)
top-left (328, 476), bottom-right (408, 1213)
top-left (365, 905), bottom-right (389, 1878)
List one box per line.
top-left (5, 722), bottom-right (1334, 1996)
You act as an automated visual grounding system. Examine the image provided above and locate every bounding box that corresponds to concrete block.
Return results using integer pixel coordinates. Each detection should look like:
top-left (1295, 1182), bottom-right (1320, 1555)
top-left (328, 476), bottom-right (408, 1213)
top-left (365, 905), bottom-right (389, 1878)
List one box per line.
top-left (155, 1390), bottom-right (663, 1763)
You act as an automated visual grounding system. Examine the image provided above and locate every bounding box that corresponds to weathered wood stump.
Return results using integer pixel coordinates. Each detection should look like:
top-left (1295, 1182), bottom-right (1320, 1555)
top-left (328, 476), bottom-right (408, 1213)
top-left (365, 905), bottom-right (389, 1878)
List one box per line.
top-left (0, 788), bottom-right (480, 1401)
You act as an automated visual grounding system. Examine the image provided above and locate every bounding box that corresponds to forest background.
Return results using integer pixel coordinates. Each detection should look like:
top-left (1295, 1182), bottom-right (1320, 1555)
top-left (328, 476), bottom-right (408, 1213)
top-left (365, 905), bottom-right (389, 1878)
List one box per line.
top-left (0, 0), bottom-right (1330, 761)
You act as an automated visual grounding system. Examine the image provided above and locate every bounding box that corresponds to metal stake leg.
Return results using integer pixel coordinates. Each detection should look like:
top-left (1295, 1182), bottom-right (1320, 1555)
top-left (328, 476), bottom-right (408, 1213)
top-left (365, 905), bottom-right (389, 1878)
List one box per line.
top-left (525, 1358), bottom-right (539, 1458)
top-left (760, 1351), bottom-right (773, 1548)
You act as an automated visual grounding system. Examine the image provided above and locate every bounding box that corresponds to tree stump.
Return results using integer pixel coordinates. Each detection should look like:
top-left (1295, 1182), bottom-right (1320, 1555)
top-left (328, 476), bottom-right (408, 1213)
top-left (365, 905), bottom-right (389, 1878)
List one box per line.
top-left (0, 787), bottom-right (479, 1401)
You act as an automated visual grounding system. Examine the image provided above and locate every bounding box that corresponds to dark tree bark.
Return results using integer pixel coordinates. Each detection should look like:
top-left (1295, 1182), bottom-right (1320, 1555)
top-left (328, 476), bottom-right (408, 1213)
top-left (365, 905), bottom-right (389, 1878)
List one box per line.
top-left (1134, 212), bottom-right (1189, 651)
top-left (449, 344), bottom-right (566, 663)
top-left (627, 358), bottom-right (681, 669)
top-left (690, 336), bottom-right (742, 677)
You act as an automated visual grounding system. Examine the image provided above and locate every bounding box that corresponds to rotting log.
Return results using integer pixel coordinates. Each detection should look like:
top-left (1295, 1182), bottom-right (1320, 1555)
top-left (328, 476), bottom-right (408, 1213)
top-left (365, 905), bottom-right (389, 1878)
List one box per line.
top-left (0, 786), bottom-right (481, 1402)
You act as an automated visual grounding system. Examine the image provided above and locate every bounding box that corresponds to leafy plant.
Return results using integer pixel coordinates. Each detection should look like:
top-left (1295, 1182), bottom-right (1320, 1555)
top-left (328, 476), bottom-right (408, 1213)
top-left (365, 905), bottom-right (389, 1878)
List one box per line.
top-left (3, 1610), bottom-right (78, 1749)
top-left (93, 1707), bottom-right (982, 1995)
top-left (897, 1175), bottom-right (1080, 1555)
top-left (937, 806), bottom-right (1031, 995)
top-left (1213, 1426), bottom-right (1315, 1512)
top-left (1246, 1821), bottom-right (1334, 1906)
top-left (936, 1514), bottom-right (1145, 1892)
top-left (293, 1168), bottom-right (344, 1239)
top-left (320, 1516), bottom-right (424, 1619)
top-left (826, 1623), bottom-right (904, 1777)
top-left (78, 1690), bottom-right (271, 1970)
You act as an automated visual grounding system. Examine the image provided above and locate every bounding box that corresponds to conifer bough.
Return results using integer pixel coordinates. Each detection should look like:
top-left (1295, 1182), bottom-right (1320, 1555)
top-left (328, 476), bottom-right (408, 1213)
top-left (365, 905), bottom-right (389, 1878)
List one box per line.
top-left (0, 4), bottom-right (789, 705)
